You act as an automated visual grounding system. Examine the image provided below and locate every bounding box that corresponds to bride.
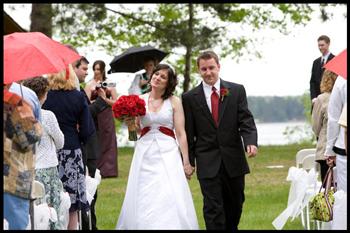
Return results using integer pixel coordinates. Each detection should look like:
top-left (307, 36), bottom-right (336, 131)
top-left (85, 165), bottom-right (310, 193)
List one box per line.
top-left (116, 64), bottom-right (199, 230)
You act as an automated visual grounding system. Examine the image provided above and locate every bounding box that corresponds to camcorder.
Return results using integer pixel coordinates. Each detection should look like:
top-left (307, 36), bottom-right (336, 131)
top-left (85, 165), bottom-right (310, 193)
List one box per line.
top-left (96, 81), bottom-right (116, 89)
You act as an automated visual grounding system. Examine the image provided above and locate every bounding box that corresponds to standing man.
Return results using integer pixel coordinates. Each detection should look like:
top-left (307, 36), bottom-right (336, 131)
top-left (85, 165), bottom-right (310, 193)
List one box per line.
top-left (73, 55), bottom-right (110, 230)
top-left (65, 43), bottom-right (109, 230)
top-left (310, 35), bottom-right (335, 105)
top-left (182, 50), bottom-right (258, 230)
top-left (325, 76), bottom-right (347, 192)
top-left (324, 75), bottom-right (347, 230)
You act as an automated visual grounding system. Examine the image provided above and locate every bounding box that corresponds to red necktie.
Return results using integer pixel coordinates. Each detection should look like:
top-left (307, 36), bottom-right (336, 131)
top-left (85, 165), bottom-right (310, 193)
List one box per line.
top-left (211, 86), bottom-right (219, 125)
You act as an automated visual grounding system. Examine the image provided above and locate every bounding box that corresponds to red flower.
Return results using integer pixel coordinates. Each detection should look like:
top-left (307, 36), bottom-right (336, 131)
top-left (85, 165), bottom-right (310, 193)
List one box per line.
top-left (112, 95), bottom-right (146, 141)
top-left (220, 88), bottom-right (230, 102)
top-left (112, 95), bottom-right (146, 119)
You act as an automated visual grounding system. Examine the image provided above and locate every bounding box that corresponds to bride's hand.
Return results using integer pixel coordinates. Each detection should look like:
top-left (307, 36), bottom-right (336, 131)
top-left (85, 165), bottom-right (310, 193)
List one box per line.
top-left (184, 163), bottom-right (194, 180)
top-left (124, 116), bottom-right (135, 125)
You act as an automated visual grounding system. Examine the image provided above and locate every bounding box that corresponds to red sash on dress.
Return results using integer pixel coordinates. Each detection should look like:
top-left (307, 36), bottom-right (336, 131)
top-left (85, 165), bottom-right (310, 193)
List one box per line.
top-left (140, 126), bottom-right (175, 139)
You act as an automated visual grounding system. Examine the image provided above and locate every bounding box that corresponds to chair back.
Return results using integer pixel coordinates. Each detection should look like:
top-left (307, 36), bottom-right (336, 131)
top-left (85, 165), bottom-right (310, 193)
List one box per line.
top-left (296, 148), bottom-right (316, 168)
top-left (301, 153), bottom-right (316, 171)
top-left (31, 180), bottom-right (45, 199)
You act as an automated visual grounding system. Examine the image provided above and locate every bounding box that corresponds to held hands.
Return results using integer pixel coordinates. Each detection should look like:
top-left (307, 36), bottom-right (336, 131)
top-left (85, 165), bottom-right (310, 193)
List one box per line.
top-left (246, 145), bottom-right (258, 158)
top-left (183, 163), bottom-right (195, 180)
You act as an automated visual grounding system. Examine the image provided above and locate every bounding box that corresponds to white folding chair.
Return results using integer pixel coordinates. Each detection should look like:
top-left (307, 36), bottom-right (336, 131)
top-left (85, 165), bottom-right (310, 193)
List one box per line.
top-left (30, 180), bottom-right (46, 230)
top-left (300, 153), bottom-right (322, 230)
top-left (296, 148), bottom-right (316, 168)
top-left (301, 153), bottom-right (317, 171)
top-left (295, 148), bottom-right (316, 228)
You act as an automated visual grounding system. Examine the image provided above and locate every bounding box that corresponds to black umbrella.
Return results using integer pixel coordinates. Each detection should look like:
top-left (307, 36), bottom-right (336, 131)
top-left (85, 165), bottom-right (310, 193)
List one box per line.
top-left (107, 45), bottom-right (168, 74)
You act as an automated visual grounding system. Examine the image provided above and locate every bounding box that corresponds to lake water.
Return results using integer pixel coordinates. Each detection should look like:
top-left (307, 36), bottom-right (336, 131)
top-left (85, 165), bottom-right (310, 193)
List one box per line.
top-left (256, 121), bottom-right (313, 145)
top-left (116, 121), bottom-right (313, 147)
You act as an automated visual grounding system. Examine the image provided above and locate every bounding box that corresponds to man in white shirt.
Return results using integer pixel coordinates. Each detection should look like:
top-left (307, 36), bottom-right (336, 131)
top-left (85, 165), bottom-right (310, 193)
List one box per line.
top-left (325, 76), bottom-right (347, 192)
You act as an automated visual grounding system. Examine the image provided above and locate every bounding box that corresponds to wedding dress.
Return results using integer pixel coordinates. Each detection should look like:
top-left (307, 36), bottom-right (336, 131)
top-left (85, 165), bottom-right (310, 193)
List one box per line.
top-left (116, 94), bottom-right (199, 230)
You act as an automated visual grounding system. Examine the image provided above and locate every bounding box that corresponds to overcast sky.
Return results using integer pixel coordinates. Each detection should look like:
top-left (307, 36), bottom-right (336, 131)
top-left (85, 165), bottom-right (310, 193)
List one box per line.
top-left (4, 4), bottom-right (347, 96)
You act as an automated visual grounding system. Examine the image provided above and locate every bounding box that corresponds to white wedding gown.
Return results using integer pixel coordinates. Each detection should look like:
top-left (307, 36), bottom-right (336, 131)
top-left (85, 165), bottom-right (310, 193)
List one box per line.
top-left (116, 94), bottom-right (199, 230)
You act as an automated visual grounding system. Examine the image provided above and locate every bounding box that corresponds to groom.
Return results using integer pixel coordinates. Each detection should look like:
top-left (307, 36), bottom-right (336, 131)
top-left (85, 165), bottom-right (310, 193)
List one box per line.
top-left (182, 50), bottom-right (258, 230)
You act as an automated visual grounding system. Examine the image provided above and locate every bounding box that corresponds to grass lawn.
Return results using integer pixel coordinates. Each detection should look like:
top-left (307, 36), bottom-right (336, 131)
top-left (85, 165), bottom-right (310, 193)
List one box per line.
top-left (95, 143), bottom-right (315, 230)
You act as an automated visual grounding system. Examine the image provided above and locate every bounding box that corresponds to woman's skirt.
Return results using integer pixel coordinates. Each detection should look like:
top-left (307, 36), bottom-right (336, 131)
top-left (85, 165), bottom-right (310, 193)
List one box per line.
top-left (57, 148), bottom-right (89, 212)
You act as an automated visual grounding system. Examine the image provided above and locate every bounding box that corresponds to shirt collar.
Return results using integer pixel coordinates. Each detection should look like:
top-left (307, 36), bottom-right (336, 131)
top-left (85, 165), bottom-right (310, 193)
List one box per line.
top-left (323, 51), bottom-right (331, 60)
top-left (202, 78), bottom-right (220, 91)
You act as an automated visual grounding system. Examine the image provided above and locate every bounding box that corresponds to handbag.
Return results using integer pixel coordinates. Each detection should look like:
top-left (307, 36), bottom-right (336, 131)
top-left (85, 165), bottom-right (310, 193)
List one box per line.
top-left (309, 166), bottom-right (336, 222)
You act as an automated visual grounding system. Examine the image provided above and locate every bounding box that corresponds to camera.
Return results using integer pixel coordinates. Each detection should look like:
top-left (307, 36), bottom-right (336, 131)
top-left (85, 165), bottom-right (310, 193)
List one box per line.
top-left (96, 81), bottom-right (116, 89)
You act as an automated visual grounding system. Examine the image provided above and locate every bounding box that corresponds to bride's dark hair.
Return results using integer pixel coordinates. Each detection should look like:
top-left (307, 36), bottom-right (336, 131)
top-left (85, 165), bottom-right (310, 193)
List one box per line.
top-left (148, 64), bottom-right (178, 100)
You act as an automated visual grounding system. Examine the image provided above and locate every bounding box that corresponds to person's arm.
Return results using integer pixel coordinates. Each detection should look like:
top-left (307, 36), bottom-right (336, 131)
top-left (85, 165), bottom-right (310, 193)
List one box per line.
top-left (311, 97), bottom-right (323, 137)
top-left (181, 93), bottom-right (196, 167)
top-left (88, 97), bottom-right (109, 118)
top-left (103, 86), bottom-right (118, 106)
top-left (139, 77), bottom-right (149, 88)
top-left (325, 81), bottom-right (344, 157)
top-left (84, 81), bottom-right (93, 101)
top-left (237, 85), bottom-right (258, 157)
top-left (78, 92), bottom-right (96, 145)
top-left (45, 110), bottom-right (64, 150)
top-left (310, 60), bottom-right (318, 101)
top-left (172, 96), bottom-right (194, 179)
top-left (338, 103), bottom-right (347, 154)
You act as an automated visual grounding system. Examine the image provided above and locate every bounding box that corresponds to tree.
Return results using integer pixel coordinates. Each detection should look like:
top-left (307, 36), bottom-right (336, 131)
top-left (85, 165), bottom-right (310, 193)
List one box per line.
top-left (29, 3), bottom-right (345, 92)
top-left (30, 3), bottom-right (53, 37)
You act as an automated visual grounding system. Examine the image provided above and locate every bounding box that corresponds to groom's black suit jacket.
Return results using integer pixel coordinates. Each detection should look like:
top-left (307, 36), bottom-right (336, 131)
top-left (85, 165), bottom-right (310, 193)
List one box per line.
top-left (182, 79), bottom-right (258, 179)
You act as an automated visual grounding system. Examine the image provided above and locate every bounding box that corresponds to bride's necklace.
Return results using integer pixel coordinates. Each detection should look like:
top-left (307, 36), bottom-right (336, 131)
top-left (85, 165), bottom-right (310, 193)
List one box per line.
top-left (149, 96), bottom-right (163, 110)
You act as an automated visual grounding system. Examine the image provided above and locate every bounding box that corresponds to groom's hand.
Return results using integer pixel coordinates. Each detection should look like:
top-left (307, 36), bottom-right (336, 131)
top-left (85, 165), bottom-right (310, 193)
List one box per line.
top-left (184, 164), bottom-right (195, 180)
top-left (246, 145), bottom-right (258, 158)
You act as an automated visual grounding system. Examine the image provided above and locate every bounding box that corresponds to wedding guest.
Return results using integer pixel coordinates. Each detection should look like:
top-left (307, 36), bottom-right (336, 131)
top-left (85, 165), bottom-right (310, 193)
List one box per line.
top-left (116, 64), bottom-right (199, 229)
top-left (73, 55), bottom-right (109, 230)
top-left (22, 76), bottom-right (64, 230)
top-left (326, 77), bottom-right (347, 230)
top-left (43, 64), bottom-right (95, 230)
top-left (325, 76), bottom-right (347, 192)
top-left (309, 35), bottom-right (335, 106)
top-left (182, 50), bottom-right (258, 230)
top-left (128, 57), bottom-right (156, 95)
top-left (311, 70), bottom-right (337, 182)
top-left (84, 60), bottom-right (119, 178)
top-left (3, 84), bottom-right (42, 230)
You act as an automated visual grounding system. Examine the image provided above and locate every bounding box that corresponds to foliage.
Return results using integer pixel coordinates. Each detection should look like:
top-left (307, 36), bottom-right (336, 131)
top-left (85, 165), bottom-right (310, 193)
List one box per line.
top-left (49, 3), bottom-right (328, 93)
top-left (19, 3), bottom-right (345, 93)
top-left (95, 143), bottom-right (315, 229)
top-left (280, 89), bottom-right (316, 144)
top-left (301, 89), bottom-right (312, 124)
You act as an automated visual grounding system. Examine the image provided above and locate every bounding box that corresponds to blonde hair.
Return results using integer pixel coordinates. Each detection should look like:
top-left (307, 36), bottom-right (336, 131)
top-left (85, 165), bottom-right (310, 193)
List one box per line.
top-left (47, 64), bottom-right (77, 90)
top-left (320, 70), bottom-right (337, 93)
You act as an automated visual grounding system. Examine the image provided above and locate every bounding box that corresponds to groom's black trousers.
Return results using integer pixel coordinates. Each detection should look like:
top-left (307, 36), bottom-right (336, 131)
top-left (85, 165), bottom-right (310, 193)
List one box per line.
top-left (198, 163), bottom-right (245, 231)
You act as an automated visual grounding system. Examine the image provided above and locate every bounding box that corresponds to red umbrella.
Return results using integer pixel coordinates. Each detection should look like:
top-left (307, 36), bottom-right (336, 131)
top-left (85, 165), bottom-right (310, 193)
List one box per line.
top-left (4, 32), bottom-right (81, 84)
top-left (323, 48), bottom-right (347, 80)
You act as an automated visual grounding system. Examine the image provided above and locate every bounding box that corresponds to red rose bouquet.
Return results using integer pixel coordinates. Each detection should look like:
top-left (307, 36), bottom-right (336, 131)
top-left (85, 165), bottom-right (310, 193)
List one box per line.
top-left (112, 95), bottom-right (146, 141)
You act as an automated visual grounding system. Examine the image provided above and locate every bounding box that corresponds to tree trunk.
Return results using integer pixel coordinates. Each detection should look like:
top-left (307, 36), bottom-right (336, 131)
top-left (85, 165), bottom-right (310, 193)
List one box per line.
top-left (183, 3), bottom-right (194, 93)
top-left (30, 4), bottom-right (52, 38)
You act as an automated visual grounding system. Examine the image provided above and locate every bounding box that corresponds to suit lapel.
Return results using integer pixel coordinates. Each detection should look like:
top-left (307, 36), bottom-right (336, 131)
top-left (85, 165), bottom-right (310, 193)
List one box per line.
top-left (193, 83), bottom-right (217, 128)
top-left (218, 79), bottom-right (230, 126)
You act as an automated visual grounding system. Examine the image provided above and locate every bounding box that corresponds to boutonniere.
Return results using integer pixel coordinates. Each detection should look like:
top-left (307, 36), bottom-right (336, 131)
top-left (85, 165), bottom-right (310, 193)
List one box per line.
top-left (220, 88), bottom-right (230, 102)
